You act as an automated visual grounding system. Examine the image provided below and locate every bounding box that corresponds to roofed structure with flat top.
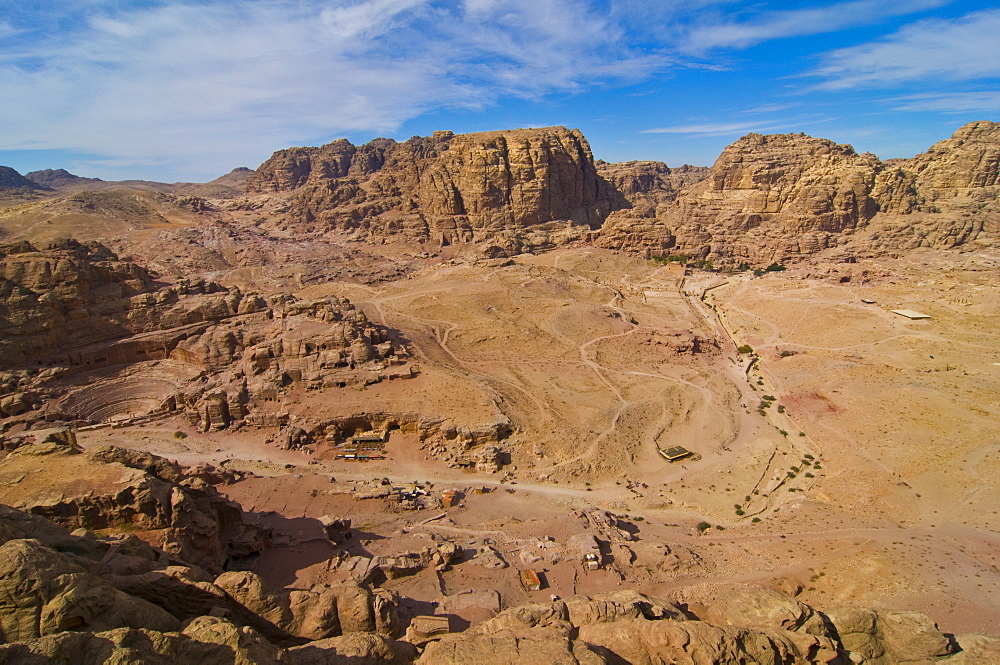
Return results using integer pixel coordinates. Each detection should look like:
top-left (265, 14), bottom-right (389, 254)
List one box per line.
top-left (891, 309), bottom-right (932, 320)
top-left (659, 445), bottom-right (693, 462)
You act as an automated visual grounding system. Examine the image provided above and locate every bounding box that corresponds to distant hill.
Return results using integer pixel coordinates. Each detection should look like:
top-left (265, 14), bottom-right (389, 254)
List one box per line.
top-left (21, 166), bottom-right (256, 198)
top-left (0, 165), bottom-right (49, 191)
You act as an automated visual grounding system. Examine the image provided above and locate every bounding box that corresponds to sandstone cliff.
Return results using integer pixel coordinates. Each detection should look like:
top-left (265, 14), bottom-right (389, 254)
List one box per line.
top-left (596, 121), bottom-right (1000, 266)
top-left (241, 122), bottom-right (999, 266)
top-left (0, 239), bottom-right (275, 371)
top-left (247, 127), bottom-right (621, 254)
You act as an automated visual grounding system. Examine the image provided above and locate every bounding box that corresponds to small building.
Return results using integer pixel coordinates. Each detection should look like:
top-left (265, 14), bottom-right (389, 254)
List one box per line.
top-left (659, 445), bottom-right (693, 462)
top-left (351, 432), bottom-right (386, 448)
top-left (571, 533), bottom-right (602, 570)
top-left (891, 309), bottom-right (932, 320)
top-left (441, 489), bottom-right (458, 508)
top-left (520, 569), bottom-right (543, 592)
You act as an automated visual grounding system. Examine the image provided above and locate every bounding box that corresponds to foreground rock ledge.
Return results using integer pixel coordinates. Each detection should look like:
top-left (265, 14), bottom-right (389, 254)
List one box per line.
top-left (1, 503), bottom-right (998, 665)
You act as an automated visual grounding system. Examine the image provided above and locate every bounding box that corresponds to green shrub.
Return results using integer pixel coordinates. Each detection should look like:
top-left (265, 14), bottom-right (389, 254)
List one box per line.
top-left (737, 345), bottom-right (754, 355)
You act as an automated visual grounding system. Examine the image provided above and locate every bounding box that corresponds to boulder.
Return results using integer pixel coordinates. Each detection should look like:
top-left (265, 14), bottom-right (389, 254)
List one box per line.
top-left (0, 539), bottom-right (178, 643)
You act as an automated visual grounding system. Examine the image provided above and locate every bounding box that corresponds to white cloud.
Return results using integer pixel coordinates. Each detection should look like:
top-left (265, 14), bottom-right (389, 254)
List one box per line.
top-left (642, 121), bottom-right (775, 135)
top-left (807, 9), bottom-right (1000, 89)
top-left (888, 91), bottom-right (1000, 113)
top-left (0, 0), bottom-right (663, 179)
top-left (642, 114), bottom-right (836, 136)
top-left (678, 0), bottom-right (949, 53)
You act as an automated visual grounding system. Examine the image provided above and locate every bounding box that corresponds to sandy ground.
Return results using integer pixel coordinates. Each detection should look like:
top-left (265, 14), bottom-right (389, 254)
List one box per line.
top-left (62, 246), bottom-right (1000, 636)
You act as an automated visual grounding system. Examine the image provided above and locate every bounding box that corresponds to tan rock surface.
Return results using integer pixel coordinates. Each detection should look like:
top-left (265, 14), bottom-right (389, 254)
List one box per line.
top-left (0, 539), bottom-right (178, 642)
top-left (247, 127), bottom-right (619, 253)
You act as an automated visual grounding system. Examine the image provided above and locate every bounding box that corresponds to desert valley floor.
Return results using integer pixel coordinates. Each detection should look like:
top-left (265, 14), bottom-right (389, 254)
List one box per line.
top-left (1, 123), bottom-right (999, 663)
top-left (15, 245), bottom-right (996, 633)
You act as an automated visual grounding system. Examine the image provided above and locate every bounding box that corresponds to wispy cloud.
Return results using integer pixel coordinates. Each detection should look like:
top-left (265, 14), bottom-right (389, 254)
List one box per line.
top-left (642, 114), bottom-right (833, 136)
top-left (888, 91), bottom-right (1000, 113)
top-left (807, 9), bottom-right (1000, 89)
top-left (1, 1), bottom-right (993, 180)
top-left (0, 0), bottom-right (664, 179)
top-left (642, 121), bottom-right (775, 135)
top-left (678, 0), bottom-right (949, 53)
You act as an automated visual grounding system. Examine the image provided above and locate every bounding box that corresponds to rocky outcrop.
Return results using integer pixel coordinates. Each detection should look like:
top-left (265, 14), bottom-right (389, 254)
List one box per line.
top-left (0, 239), bottom-right (272, 371)
top-left (594, 121), bottom-right (1000, 266)
top-left (0, 504), bottom-right (996, 664)
top-left (648, 132), bottom-right (894, 265)
top-left (907, 121), bottom-right (1000, 193)
top-left (0, 438), bottom-right (265, 574)
top-left (0, 240), bottom-right (154, 368)
top-left (0, 240), bottom-right (411, 432)
top-left (166, 294), bottom-right (409, 433)
top-left (247, 127), bottom-right (621, 253)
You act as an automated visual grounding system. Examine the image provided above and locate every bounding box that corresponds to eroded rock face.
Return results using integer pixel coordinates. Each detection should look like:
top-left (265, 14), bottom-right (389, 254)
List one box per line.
top-left (655, 132), bottom-right (893, 265)
top-left (247, 127), bottom-right (620, 251)
top-left (908, 120), bottom-right (1000, 192)
top-left (594, 121), bottom-right (999, 266)
top-left (0, 240), bottom-right (153, 369)
top-left (0, 441), bottom-right (265, 574)
top-left (0, 538), bottom-right (179, 643)
top-left (0, 244), bottom-right (409, 432)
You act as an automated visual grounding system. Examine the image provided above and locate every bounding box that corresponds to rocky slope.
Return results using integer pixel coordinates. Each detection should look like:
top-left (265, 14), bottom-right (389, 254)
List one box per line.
top-left (0, 166), bottom-right (47, 192)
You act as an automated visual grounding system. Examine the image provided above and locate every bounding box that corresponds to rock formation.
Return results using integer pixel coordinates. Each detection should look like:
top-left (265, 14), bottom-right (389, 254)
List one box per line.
top-left (595, 121), bottom-right (1000, 266)
top-left (0, 240), bottom-right (412, 434)
top-left (247, 127), bottom-right (621, 253)
top-left (0, 433), bottom-right (265, 573)
top-left (236, 122), bottom-right (1000, 266)
top-left (1, 502), bottom-right (996, 664)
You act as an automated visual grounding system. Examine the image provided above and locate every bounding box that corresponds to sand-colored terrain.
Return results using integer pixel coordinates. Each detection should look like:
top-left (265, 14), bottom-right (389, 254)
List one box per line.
top-left (52, 245), bottom-right (999, 636)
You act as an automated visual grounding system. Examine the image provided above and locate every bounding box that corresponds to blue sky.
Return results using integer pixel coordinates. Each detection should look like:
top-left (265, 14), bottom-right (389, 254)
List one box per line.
top-left (1, 0), bottom-right (998, 182)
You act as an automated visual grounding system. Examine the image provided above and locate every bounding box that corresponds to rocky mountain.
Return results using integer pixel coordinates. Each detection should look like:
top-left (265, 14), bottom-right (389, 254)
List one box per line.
top-left (238, 121), bottom-right (999, 266)
top-left (19, 167), bottom-right (254, 198)
top-left (597, 121), bottom-right (1000, 265)
top-left (0, 166), bottom-right (47, 193)
top-left (247, 127), bottom-right (621, 255)
top-left (24, 168), bottom-right (103, 190)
